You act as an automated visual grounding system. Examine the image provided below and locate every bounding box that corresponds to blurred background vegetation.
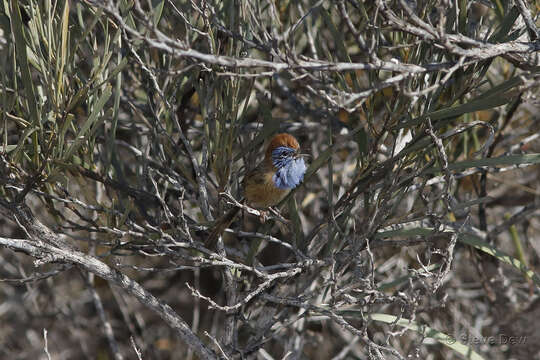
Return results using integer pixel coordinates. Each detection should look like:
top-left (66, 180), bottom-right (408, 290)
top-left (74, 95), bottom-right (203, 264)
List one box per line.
top-left (1, 0), bottom-right (540, 359)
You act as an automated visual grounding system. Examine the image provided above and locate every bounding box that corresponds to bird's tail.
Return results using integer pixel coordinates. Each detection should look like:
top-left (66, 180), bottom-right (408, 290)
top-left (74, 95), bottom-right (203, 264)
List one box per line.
top-left (205, 206), bottom-right (241, 249)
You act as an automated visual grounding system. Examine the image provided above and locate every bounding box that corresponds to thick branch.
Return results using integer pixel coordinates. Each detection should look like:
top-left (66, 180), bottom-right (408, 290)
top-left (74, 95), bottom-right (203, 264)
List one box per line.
top-left (0, 201), bottom-right (219, 360)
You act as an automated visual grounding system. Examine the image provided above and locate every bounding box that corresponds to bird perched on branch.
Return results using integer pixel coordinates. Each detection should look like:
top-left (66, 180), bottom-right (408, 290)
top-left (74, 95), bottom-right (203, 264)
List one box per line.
top-left (244, 133), bottom-right (306, 207)
top-left (206, 133), bottom-right (307, 247)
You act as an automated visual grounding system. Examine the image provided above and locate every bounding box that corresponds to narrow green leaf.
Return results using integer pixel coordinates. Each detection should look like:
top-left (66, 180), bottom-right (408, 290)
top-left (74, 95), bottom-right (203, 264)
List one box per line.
top-left (377, 264), bottom-right (440, 291)
top-left (423, 153), bottom-right (540, 175)
top-left (459, 233), bottom-right (540, 286)
top-left (506, 213), bottom-right (529, 283)
top-left (0, 144), bottom-right (17, 153)
top-left (58, 113), bottom-right (75, 156)
top-left (475, 73), bottom-right (533, 101)
top-left (57, 0), bottom-right (70, 97)
top-left (152, 0), bottom-right (165, 25)
top-left (369, 313), bottom-right (484, 360)
top-left (12, 126), bottom-right (39, 161)
top-left (63, 85), bottom-right (112, 160)
top-left (10, 0), bottom-right (40, 166)
top-left (458, 0), bottom-right (467, 35)
top-left (96, 57), bottom-right (128, 89)
top-left (320, 6), bottom-right (349, 62)
top-left (490, 0), bottom-right (505, 20)
top-left (489, 6), bottom-right (519, 42)
top-left (376, 227), bottom-right (540, 286)
top-left (398, 91), bottom-right (515, 129)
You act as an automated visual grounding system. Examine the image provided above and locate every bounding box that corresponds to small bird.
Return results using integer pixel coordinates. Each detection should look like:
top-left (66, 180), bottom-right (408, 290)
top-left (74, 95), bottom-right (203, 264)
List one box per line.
top-left (206, 133), bottom-right (307, 247)
top-left (244, 133), bottom-right (307, 208)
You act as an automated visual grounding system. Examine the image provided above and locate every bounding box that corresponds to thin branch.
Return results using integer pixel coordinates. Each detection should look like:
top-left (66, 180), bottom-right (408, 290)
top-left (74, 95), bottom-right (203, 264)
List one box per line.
top-left (0, 202), bottom-right (219, 360)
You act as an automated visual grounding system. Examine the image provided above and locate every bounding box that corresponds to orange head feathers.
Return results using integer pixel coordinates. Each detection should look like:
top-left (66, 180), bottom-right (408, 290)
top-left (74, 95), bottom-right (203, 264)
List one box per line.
top-left (264, 133), bottom-right (300, 161)
top-left (264, 133), bottom-right (306, 190)
top-left (243, 133), bottom-right (306, 208)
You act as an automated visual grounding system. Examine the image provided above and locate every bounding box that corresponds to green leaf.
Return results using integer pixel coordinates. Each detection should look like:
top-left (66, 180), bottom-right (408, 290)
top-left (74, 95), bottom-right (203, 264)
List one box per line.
top-left (0, 144), bottom-right (17, 153)
top-left (377, 264), bottom-right (440, 291)
top-left (58, 113), bottom-right (75, 156)
top-left (459, 233), bottom-right (540, 286)
top-left (398, 91), bottom-right (516, 129)
top-left (10, 0), bottom-right (41, 165)
top-left (63, 85), bottom-right (112, 160)
top-left (475, 75), bottom-right (525, 101)
top-left (376, 227), bottom-right (540, 286)
top-left (369, 313), bottom-right (484, 360)
top-left (152, 0), bottom-right (165, 25)
top-left (56, 0), bottom-right (70, 98)
top-left (489, 6), bottom-right (519, 43)
top-left (9, 0), bottom-right (39, 125)
top-left (320, 6), bottom-right (349, 62)
top-left (12, 126), bottom-right (39, 161)
top-left (423, 153), bottom-right (540, 175)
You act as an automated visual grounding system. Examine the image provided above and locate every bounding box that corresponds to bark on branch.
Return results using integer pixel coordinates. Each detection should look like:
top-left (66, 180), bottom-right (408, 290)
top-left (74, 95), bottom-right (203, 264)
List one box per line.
top-left (0, 199), bottom-right (219, 360)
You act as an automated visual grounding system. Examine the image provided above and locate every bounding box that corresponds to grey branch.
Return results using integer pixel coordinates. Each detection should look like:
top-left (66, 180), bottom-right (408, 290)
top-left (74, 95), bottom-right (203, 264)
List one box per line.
top-left (0, 201), bottom-right (219, 360)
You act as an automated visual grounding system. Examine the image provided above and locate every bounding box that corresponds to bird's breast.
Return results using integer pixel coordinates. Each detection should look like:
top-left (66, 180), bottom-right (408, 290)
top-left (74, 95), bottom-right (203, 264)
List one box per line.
top-left (244, 167), bottom-right (290, 208)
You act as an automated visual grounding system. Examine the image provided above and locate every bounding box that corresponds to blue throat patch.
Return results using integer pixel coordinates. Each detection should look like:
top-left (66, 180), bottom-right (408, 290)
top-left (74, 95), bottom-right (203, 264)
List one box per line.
top-left (271, 146), bottom-right (307, 189)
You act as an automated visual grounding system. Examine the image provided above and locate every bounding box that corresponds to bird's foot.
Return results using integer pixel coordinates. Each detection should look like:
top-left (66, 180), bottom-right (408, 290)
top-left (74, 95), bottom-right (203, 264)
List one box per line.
top-left (258, 210), bottom-right (269, 223)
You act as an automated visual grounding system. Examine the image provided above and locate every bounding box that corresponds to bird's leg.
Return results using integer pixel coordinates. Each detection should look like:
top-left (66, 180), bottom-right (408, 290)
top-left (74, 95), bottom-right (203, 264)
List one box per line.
top-left (257, 207), bottom-right (290, 224)
top-left (258, 209), bottom-right (269, 223)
